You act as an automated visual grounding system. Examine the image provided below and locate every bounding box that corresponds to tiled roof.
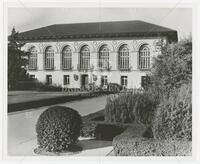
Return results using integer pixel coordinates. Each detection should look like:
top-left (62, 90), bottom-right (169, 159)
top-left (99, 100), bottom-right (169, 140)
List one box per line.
top-left (15, 20), bottom-right (178, 42)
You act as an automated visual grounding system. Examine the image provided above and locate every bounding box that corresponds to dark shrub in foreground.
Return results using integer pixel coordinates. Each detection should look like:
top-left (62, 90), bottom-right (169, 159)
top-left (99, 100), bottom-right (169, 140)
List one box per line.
top-left (81, 121), bottom-right (127, 140)
top-left (36, 106), bottom-right (82, 152)
top-left (104, 91), bottom-right (157, 126)
top-left (94, 123), bottom-right (126, 141)
top-left (152, 83), bottom-right (192, 141)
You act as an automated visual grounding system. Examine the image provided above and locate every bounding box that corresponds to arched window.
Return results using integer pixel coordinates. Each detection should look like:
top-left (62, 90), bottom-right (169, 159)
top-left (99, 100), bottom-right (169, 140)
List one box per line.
top-left (99, 45), bottom-right (109, 69)
top-left (80, 45), bottom-right (90, 70)
top-left (119, 45), bottom-right (129, 70)
top-left (62, 46), bottom-right (72, 70)
top-left (139, 44), bottom-right (150, 70)
top-left (28, 47), bottom-right (37, 70)
top-left (45, 46), bottom-right (54, 70)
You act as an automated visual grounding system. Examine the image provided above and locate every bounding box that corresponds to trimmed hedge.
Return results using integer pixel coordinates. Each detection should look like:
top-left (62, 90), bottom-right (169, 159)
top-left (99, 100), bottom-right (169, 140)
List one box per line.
top-left (81, 121), bottom-right (127, 140)
top-left (81, 109), bottom-right (128, 140)
top-left (104, 91), bottom-right (157, 126)
top-left (113, 127), bottom-right (192, 156)
top-left (35, 106), bottom-right (82, 153)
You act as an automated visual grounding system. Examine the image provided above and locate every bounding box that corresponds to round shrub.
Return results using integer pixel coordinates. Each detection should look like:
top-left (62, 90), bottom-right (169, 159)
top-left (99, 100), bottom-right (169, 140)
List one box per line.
top-left (36, 106), bottom-right (82, 152)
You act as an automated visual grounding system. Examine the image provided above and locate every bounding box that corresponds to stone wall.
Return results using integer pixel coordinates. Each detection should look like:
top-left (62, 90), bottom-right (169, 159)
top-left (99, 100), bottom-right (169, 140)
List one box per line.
top-left (22, 37), bottom-right (163, 88)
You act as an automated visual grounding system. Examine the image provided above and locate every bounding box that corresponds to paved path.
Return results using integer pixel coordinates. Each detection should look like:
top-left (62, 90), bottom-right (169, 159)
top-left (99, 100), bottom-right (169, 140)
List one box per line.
top-left (8, 96), bottom-right (113, 156)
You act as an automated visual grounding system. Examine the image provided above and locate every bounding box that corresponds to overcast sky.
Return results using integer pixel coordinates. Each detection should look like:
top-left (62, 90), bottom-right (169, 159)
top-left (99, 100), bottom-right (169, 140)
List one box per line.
top-left (8, 8), bottom-right (192, 39)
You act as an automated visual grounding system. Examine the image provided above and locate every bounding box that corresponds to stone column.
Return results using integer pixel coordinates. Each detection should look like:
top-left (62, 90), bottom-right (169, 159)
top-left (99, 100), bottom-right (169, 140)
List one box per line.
top-left (54, 53), bottom-right (60, 70)
top-left (110, 51), bottom-right (117, 70)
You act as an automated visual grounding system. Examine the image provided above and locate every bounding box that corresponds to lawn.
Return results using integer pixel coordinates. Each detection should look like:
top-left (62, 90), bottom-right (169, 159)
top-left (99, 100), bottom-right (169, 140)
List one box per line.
top-left (8, 90), bottom-right (87, 104)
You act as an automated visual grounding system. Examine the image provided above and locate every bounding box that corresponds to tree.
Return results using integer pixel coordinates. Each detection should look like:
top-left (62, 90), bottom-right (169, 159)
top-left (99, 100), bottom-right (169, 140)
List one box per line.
top-left (8, 27), bottom-right (29, 90)
top-left (149, 36), bottom-right (192, 98)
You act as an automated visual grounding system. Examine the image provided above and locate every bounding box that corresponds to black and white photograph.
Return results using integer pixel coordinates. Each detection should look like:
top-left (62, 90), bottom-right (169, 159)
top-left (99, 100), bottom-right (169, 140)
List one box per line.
top-left (2, 0), bottom-right (199, 161)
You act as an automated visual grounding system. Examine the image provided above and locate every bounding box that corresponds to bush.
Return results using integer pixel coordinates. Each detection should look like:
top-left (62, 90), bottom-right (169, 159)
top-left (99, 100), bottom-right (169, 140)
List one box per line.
top-left (13, 80), bottom-right (37, 90)
top-left (113, 136), bottom-right (192, 156)
top-left (35, 106), bottom-right (82, 152)
top-left (149, 37), bottom-right (192, 98)
top-left (81, 121), bottom-right (127, 140)
top-left (81, 121), bottom-right (98, 138)
top-left (94, 123), bottom-right (126, 141)
top-left (36, 82), bottom-right (62, 91)
top-left (104, 91), bottom-right (157, 126)
top-left (152, 83), bottom-right (192, 141)
top-left (113, 126), bottom-right (192, 156)
top-left (81, 109), bottom-right (127, 139)
top-left (108, 83), bottom-right (123, 92)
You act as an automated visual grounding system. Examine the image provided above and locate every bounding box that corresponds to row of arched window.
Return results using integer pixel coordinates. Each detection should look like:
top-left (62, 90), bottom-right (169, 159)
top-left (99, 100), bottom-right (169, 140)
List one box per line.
top-left (28, 44), bottom-right (150, 70)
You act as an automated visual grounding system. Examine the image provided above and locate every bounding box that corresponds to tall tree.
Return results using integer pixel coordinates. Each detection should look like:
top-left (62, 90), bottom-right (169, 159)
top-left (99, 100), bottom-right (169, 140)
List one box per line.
top-left (8, 27), bottom-right (29, 90)
top-left (149, 36), bottom-right (192, 98)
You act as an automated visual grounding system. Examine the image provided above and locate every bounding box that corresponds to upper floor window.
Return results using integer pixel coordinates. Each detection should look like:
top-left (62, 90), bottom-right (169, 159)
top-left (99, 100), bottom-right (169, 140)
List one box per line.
top-left (99, 45), bottom-right (109, 69)
top-left (139, 44), bottom-right (150, 70)
top-left (119, 45), bottom-right (129, 70)
top-left (80, 45), bottom-right (90, 70)
top-left (45, 46), bottom-right (54, 70)
top-left (62, 46), bottom-right (72, 70)
top-left (28, 47), bottom-right (37, 70)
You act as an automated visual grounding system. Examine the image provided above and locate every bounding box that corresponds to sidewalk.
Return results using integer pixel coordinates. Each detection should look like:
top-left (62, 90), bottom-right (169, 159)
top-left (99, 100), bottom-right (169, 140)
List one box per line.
top-left (8, 96), bottom-right (113, 156)
top-left (8, 91), bottom-right (110, 112)
top-left (8, 137), bottom-right (114, 156)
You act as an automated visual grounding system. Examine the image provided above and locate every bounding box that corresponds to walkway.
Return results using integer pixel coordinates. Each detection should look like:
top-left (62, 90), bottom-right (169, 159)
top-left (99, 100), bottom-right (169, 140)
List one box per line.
top-left (8, 96), bottom-right (114, 156)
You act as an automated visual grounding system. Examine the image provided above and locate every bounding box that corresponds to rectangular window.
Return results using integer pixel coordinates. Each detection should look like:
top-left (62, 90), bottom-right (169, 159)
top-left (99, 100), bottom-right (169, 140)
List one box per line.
top-left (141, 76), bottom-right (151, 89)
top-left (121, 76), bottom-right (128, 87)
top-left (101, 76), bottom-right (108, 86)
top-left (63, 75), bottom-right (70, 85)
top-left (46, 75), bottom-right (52, 85)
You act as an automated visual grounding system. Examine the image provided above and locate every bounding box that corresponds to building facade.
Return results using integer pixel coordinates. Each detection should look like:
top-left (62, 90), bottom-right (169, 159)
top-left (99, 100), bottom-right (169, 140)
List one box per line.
top-left (16, 20), bottom-right (178, 89)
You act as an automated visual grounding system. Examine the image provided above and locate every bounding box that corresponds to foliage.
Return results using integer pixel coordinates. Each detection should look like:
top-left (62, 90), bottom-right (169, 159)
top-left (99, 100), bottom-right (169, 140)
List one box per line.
top-left (8, 27), bottom-right (29, 90)
top-left (35, 81), bottom-right (62, 91)
top-left (108, 83), bottom-right (123, 92)
top-left (149, 36), bottom-right (192, 141)
top-left (104, 91), bottom-right (158, 126)
top-left (94, 123), bottom-right (126, 141)
top-left (81, 122), bottom-right (98, 138)
top-left (152, 82), bottom-right (192, 141)
top-left (36, 106), bottom-right (82, 152)
top-left (113, 131), bottom-right (192, 156)
top-left (149, 37), bottom-right (192, 98)
top-left (81, 109), bottom-right (127, 139)
top-left (81, 121), bottom-right (127, 140)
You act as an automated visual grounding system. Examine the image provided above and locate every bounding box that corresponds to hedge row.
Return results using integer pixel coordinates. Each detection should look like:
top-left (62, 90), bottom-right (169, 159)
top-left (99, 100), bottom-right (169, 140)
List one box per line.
top-left (104, 91), bottom-right (158, 126)
top-left (113, 127), bottom-right (192, 156)
top-left (81, 109), bottom-right (128, 140)
top-left (81, 121), bottom-right (127, 141)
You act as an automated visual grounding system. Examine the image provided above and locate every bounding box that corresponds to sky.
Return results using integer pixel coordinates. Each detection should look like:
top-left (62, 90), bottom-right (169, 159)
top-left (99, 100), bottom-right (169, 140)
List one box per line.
top-left (8, 8), bottom-right (192, 39)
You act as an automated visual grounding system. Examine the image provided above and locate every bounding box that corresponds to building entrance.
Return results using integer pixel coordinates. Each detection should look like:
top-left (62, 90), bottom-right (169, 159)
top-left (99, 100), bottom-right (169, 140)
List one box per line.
top-left (81, 74), bottom-right (89, 88)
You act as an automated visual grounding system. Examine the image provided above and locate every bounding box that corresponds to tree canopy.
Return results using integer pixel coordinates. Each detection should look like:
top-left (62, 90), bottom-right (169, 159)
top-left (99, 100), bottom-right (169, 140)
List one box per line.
top-left (8, 27), bottom-right (29, 90)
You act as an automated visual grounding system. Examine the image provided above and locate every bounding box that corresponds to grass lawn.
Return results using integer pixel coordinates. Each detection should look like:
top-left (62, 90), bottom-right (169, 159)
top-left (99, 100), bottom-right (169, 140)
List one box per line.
top-left (8, 90), bottom-right (88, 104)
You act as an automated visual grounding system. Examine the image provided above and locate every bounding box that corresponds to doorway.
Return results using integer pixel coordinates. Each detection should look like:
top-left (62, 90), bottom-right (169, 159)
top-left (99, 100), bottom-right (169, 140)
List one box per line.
top-left (81, 74), bottom-right (89, 88)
